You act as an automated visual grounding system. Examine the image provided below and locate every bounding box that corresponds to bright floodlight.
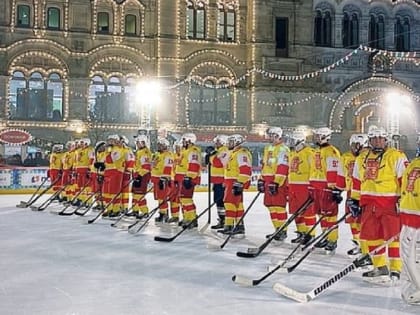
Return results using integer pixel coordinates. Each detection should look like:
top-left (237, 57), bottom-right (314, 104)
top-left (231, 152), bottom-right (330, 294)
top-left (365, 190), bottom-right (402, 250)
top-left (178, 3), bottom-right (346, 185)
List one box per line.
top-left (386, 91), bottom-right (412, 116)
top-left (136, 80), bottom-right (162, 106)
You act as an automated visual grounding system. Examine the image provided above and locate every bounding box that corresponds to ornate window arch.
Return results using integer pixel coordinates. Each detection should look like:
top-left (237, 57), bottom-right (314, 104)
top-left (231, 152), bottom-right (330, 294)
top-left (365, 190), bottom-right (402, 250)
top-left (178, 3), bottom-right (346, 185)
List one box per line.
top-left (368, 10), bottom-right (386, 49)
top-left (342, 10), bottom-right (359, 48)
top-left (395, 13), bottom-right (411, 52)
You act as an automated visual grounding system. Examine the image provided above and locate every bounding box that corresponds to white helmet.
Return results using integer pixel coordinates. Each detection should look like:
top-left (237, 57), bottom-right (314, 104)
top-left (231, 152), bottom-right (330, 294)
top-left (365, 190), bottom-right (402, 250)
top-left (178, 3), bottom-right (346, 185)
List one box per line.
top-left (313, 127), bottom-right (332, 144)
top-left (120, 135), bottom-right (129, 145)
top-left (228, 134), bottom-right (245, 147)
top-left (157, 138), bottom-right (170, 148)
top-left (80, 138), bottom-right (91, 146)
top-left (135, 135), bottom-right (148, 143)
top-left (182, 133), bottom-right (197, 144)
top-left (66, 141), bottom-right (75, 149)
top-left (52, 144), bottom-right (64, 152)
top-left (213, 135), bottom-right (228, 146)
top-left (268, 127), bottom-right (283, 138)
top-left (349, 134), bottom-right (368, 147)
top-left (95, 141), bottom-right (106, 151)
top-left (368, 127), bottom-right (388, 139)
top-left (107, 134), bottom-right (120, 141)
top-left (289, 131), bottom-right (306, 147)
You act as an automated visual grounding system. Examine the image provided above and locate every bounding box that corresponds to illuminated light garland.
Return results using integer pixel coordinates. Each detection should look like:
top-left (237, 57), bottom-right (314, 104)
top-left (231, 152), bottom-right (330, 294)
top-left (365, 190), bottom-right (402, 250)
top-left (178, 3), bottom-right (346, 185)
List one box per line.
top-left (330, 76), bottom-right (420, 132)
top-left (64, 0), bottom-right (69, 37)
top-left (89, 56), bottom-right (143, 77)
top-left (11, 0), bottom-right (16, 33)
top-left (367, 0), bottom-right (420, 9)
top-left (175, 0), bottom-right (182, 125)
top-left (9, 51), bottom-right (69, 77)
top-left (183, 48), bottom-right (245, 65)
top-left (33, 0), bottom-right (40, 37)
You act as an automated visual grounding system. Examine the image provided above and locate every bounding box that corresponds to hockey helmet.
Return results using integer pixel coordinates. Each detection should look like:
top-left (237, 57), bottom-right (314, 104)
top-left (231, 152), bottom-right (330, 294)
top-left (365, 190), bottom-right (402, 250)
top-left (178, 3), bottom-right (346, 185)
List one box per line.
top-left (182, 133), bottom-right (197, 144)
top-left (349, 134), bottom-right (369, 147)
top-left (80, 138), bottom-right (91, 146)
top-left (95, 141), bottom-right (106, 152)
top-left (213, 134), bottom-right (228, 146)
top-left (268, 127), bottom-right (283, 138)
top-left (157, 138), bottom-right (170, 148)
top-left (289, 131), bottom-right (306, 148)
top-left (227, 134), bottom-right (245, 148)
top-left (120, 135), bottom-right (129, 146)
top-left (368, 127), bottom-right (388, 139)
top-left (313, 127), bottom-right (332, 144)
top-left (52, 144), bottom-right (64, 152)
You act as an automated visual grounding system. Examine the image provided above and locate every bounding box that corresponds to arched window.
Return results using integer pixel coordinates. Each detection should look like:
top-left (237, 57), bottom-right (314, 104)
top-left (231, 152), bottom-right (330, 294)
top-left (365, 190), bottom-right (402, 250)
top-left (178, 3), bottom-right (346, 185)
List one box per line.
top-left (89, 76), bottom-right (137, 124)
top-left (218, 2), bottom-right (236, 42)
top-left (9, 72), bottom-right (63, 121)
top-left (47, 7), bottom-right (60, 29)
top-left (343, 13), bottom-right (359, 48)
top-left (186, 1), bottom-right (205, 39)
top-left (125, 14), bottom-right (136, 35)
top-left (369, 14), bottom-right (385, 49)
top-left (97, 12), bottom-right (110, 34)
top-left (395, 17), bottom-right (410, 51)
top-left (314, 10), bottom-right (332, 47)
top-left (17, 5), bottom-right (30, 27)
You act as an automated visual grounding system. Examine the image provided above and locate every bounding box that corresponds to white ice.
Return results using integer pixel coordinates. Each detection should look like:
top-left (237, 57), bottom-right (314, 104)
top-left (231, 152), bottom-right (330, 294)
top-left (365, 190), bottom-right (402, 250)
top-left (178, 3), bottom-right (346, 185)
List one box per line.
top-left (0, 192), bottom-right (418, 315)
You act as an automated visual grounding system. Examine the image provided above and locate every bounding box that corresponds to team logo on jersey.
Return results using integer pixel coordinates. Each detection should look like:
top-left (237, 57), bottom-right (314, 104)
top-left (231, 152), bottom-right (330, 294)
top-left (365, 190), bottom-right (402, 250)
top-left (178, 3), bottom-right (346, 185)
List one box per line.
top-left (347, 161), bottom-right (355, 177)
top-left (314, 152), bottom-right (322, 170)
top-left (406, 168), bottom-right (420, 192)
top-left (364, 159), bottom-right (380, 180)
top-left (290, 156), bottom-right (301, 173)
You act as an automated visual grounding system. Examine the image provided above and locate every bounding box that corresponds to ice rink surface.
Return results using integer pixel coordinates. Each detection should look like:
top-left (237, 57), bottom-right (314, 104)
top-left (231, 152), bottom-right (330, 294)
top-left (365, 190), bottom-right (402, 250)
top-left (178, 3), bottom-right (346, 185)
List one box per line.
top-left (0, 192), bottom-right (418, 315)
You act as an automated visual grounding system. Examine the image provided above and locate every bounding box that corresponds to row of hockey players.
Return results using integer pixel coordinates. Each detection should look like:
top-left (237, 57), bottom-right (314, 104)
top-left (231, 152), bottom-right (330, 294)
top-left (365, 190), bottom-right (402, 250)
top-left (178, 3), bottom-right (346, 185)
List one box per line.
top-left (223, 125), bottom-right (419, 305)
top-left (46, 128), bottom-right (420, 304)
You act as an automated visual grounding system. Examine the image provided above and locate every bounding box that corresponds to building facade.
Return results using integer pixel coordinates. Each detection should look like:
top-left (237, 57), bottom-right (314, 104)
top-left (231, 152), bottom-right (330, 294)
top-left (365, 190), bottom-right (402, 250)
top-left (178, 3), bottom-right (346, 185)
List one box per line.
top-left (0, 0), bottom-right (419, 157)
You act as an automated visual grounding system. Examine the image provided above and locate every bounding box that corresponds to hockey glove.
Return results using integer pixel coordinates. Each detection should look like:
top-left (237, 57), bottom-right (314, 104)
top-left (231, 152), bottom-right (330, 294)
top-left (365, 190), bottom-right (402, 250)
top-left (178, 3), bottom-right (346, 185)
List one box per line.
top-left (183, 176), bottom-right (193, 189)
top-left (331, 188), bottom-right (343, 204)
top-left (159, 177), bottom-right (169, 190)
top-left (257, 179), bottom-right (265, 193)
top-left (205, 146), bottom-right (217, 156)
top-left (268, 182), bottom-right (279, 195)
top-left (94, 162), bottom-right (105, 172)
top-left (133, 175), bottom-right (142, 188)
top-left (232, 182), bottom-right (244, 196)
top-left (346, 199), bottom-right (361, 217)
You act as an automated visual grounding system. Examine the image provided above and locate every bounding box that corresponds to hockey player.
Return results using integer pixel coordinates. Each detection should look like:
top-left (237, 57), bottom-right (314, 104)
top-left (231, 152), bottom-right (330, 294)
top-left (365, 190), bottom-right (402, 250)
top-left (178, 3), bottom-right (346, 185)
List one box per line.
top-left (176, 133), bottom-right (202, 228)
top-left (287, 131), bottom-right (316, 245)
top-left (151, 138), bottom-right (175, 222)
top-left (309, 127), bottom-right (342, 253)
top-left (120, 135), bottom-right (135, 212)
top-left (399, 156), bottom-right (420, 305)
top-left (48, 144), bottom-right (64, 194)
top-left (91, 141), bottom-right (107, 208)
top-left (131, 135), bottom-right (152, 219)
top-left (259, 127), bottom-right (289, 241)
top-left (207, 135), bottom-right (229, 229)
top-left (102, 135), bottom-right (127, 217)
top-left (61, 141), bottom-right (76, 202)
top-left (349, 127), bottom-right (408, 283)
top-left (336, 134), bottom-right (369, 256)
top-left (74, 138), bottom-right (94, 207)
top-left (219, 134), bottom-right (252, 235)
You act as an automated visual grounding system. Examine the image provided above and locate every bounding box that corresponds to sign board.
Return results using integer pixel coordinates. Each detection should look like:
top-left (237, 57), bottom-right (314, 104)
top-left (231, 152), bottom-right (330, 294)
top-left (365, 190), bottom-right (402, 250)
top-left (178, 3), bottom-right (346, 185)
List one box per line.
top-left (0, 129), bottom-right (32, 146)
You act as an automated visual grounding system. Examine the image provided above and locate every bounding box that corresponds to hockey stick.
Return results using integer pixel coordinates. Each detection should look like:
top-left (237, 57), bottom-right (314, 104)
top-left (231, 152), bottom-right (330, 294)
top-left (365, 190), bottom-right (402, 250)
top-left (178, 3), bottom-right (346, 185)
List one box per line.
top-left (154, 201), bottom-right (217, 242)
top-left (283, 212), bottom-right (351, 274)
top-left (127, 190), bottom-right (178, 235)
top-left (110, 187), bottom-right (153, 227)
top-left (87, 179), bottom-right (134, 224)
top-left (208, 162), bottom-right (212, 225)
top-left (272, 234), bottom-right (399, 303)
top-left (232, 211), bottom-right (330, 286)
top-left (74, 191), bottom-right (100, 216)
top-left (30, 182), bottom-right (69, 212)
top-left (236, 197), bottom-right (314, 258)
top-left (56, 179), bottom-right (92, 215)
top-left (17, 176), bottom-right (49, 207)
top-left (208, 192), bottom-right (261, 251)
top-left (16, 176), bottom-right (61, 208)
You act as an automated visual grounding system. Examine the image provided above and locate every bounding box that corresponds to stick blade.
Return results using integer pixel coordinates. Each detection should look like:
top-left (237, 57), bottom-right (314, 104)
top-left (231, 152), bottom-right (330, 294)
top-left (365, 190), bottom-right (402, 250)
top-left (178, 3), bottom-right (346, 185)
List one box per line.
top-left (236, 250), bottom-right (258, 258)
top-left (154, 236), bottom-right (175, 242)
top-left (206, 241), bottom-right (223, 251)
top-left (272, 283), bottom-right (311, 303)
top-left (231, 275), bottom-right (254, 287)
top-left (16, 202), bottom-right (28, 208)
